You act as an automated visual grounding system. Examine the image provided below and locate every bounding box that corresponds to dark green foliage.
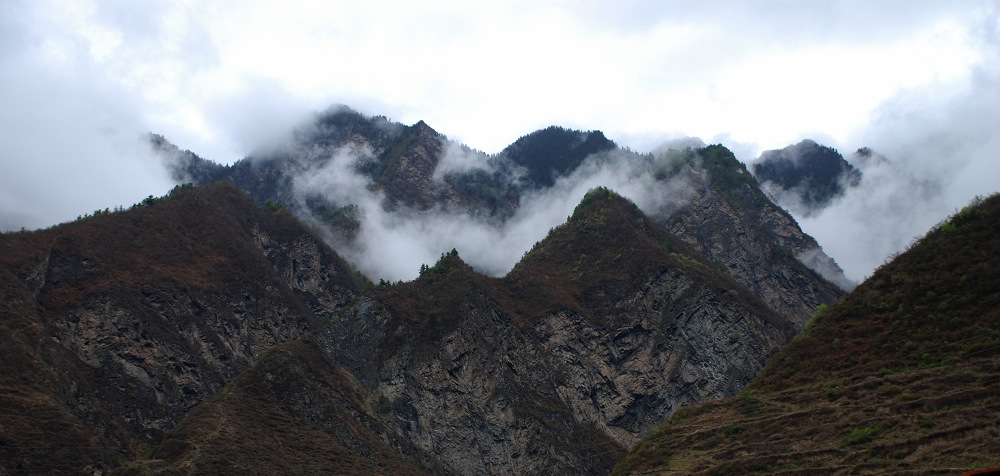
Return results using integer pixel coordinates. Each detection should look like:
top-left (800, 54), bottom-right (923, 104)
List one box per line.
top-left (752, 139), bottom-right (862, 209)
top-left (847, 425), bottom-right (879, 445)
top-left (501, 126), bottom-right (617, 187)
top-left (307, 105), bottom-right (404, 150)
top-left (697, 144), bottom-right (765, 207)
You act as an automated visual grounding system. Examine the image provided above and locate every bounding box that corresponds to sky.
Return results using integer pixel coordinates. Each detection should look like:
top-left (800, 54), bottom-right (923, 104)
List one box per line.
top-left (1, 0), bottom-right (998, 281)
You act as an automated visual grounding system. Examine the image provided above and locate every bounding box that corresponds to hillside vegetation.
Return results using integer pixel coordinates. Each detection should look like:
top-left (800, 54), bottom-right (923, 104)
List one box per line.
top-left (613, 193), bottom-right (1000, 475)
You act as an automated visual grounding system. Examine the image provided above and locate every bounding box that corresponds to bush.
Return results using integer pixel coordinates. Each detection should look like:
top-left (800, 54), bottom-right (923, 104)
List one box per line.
top-left (847, 426), bottom-right (878, 445)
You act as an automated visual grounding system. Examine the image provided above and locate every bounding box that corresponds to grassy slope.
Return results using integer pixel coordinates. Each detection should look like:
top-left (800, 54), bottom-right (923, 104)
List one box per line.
top-left (614, 194), bottom-right (1000, 475)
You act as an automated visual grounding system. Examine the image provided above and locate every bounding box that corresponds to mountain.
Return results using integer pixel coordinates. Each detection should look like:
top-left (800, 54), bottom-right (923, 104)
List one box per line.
top-left (612, 193), bottom-right (1000, 475)
top-left (128, 338), bottom-right (430, 475)
top-left (3, 181), bottom-right (819, 475)
top-left (752, 139), bottom-right (862, 216)
top-left (0, 105), bottom-right (859, 474)
top-left (0, 183), bottom-right (359, 474)
top-left (500, 126), bottom-right (617, 187)
top-left (310, 188), bottom-right (798, 474)
top-left (154, 105), bottom-right (849, 309)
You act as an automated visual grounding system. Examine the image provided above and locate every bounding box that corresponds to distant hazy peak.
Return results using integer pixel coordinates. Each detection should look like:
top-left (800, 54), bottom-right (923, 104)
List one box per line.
top-left (500, 125), bottom-right (617, 187)
top-left (752, 139), bottom-right (862, 215)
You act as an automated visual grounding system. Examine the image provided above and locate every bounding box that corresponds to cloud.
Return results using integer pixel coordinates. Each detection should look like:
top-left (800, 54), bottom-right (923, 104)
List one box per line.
top-left (290, 142), bottom-right (696, 282)
top-left (432, 140), bottom-right (494, 182)
top-left (0, 2), bottom-right (173, 231)
top-left (2, 0), bottom-right (996, 286)
top-left (791, 8), bottom-right (1000, 281)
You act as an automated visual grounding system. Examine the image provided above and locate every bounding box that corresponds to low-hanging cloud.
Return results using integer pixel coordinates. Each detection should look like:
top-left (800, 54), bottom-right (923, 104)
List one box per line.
top-left (292, 143), bottom-right (696, 282)
top-left (794, 13), bottom-right (1000, 282)
top-left (432, 141), bottom-right (494, 182)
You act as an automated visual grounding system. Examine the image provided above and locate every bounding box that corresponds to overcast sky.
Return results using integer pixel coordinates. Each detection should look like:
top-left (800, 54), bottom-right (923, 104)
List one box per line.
top-left (1, 0), bottom-right (998, 280)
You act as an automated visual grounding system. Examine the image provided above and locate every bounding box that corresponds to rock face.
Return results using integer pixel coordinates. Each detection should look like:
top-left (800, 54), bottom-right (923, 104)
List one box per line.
top-left (664, 145), bottom-right (851, 319)
top-left (2, 185), bottom-right (809, 475)
top-left (315, 190), bottom-right (798, 474)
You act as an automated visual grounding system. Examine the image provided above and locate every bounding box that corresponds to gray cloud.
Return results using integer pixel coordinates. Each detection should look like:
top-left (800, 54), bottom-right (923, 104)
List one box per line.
top-left (432, 140), bottom-right (494, 182)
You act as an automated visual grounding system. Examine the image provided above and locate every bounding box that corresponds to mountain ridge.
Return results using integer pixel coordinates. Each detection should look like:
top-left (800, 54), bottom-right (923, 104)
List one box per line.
top-left (152, 105), bottom-right (848, 320)
top-left (1, 104), bottom-right (861, 474)
top-left (1, 181), bottom-right (808, 474)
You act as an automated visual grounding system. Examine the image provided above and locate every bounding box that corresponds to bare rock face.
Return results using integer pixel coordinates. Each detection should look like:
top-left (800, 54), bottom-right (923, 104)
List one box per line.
top-left (319, 268), bottom-right (792, 475)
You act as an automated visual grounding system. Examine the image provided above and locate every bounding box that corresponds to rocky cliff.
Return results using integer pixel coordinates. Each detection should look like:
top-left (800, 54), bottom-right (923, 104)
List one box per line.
top-left (304, 189), bottom-right (798, 474)
top-left (0, 106), bottom-right (859, 474)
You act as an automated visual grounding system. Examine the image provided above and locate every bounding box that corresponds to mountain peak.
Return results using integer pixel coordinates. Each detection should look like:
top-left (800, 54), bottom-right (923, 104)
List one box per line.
top-left (569, 186), bottom-right (643, 224)
top-left (501, 125), bottom-right (617, 187)
top-left (752, 139), bottom-right (862, 214)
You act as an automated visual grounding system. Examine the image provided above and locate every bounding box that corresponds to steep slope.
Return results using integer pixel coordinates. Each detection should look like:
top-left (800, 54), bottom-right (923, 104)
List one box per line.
top-left (2, 179), bottom-right (838, 475)
top-left (752, 139), bottom-right (862, 215)
top-left (0, 183), bottom-right (359, 473)
top-left (613, 193), bottom-right (1000, 475)
top-left (319, 189), bottom-right (800, 475)
top-left (663, 145), bottom-right (851, 318)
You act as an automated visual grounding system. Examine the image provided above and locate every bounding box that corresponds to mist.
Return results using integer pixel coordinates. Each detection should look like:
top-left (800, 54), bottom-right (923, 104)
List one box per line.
top-left (0, 29), bottom-right (174, 232)
top-left (293, 140), bottom-right (696, 282)
top-left (790, 14), bottom-right (1000, 282)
